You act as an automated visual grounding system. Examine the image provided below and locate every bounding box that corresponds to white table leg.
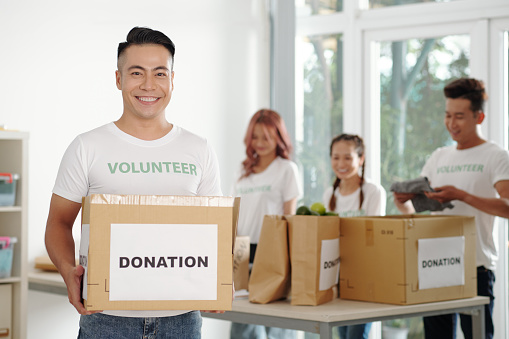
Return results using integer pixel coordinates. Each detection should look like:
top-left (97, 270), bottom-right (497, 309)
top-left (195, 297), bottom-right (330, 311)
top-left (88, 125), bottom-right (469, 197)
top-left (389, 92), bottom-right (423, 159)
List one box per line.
top-left (319, 322), bottom-right (332, 339)
top-left (471, 306), bottom-right (485, 339)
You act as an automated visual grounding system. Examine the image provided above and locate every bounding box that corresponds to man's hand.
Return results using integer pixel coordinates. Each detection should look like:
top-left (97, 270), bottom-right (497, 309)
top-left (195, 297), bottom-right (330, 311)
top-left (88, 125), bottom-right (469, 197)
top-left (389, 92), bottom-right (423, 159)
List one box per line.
top-left (62, 264), bottom-right (101, 315)
top-left (424, 185), bottom-right (466, 204)
top-left (45, 194), bottom-right (101, 315)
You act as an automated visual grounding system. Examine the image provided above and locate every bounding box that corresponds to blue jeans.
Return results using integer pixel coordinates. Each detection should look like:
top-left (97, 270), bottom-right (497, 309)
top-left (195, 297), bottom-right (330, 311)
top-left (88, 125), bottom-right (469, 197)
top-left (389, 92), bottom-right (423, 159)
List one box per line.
top-left (423, 266), bottom-right (495, 339)
top-left (230, 323), bottom-right (297, 339)
top-left (78, 311), bottom-right (202, 339)
top-left (337, 323), bottom-right (372, 339)
top-left (303, 323), bottom-right (372, 339)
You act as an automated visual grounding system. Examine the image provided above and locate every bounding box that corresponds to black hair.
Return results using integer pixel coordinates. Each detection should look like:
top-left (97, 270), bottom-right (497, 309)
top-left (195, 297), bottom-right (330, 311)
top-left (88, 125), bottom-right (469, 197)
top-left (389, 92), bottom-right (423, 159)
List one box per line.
top-left (443, 78), bottom-right (488, 113)
top-left (328, 134), bottom-right (366, 212)
top-left (117, 26), bottom-right (175, 69)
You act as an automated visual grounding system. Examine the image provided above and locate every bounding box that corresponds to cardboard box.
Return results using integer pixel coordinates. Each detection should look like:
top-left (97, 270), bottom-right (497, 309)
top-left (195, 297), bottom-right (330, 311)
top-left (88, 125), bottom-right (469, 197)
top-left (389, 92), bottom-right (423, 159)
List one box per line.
top-left (80, 194), bottom-right (240, 311)
top-left (339, 215), bottom-right (476, 305)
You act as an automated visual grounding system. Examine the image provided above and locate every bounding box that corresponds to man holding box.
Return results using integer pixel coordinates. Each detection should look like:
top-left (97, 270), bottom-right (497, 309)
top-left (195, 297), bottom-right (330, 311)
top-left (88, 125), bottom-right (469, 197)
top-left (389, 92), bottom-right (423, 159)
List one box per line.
top-left (45, 27), bottom-right (222, 338)
top-left (394, 78), bottom-right (509, 339)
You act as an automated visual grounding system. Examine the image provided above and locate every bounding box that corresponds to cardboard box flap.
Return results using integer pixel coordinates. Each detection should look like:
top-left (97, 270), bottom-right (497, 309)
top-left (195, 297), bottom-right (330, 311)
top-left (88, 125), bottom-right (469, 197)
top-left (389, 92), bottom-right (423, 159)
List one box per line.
top-left (365, 214), bottom-right (473, 222)
top-left (231, 197), bottom-right (241, 250)
top-left (88, 193), bottom-right (235, 207)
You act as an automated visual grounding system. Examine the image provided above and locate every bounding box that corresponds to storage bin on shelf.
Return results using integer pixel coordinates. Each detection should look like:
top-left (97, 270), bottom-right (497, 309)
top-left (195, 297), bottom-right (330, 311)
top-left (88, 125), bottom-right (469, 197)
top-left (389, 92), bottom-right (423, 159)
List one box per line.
top-left (0, 237), bottom-right (17, 278)
top-left (0, 173), bottom-right (19, 206)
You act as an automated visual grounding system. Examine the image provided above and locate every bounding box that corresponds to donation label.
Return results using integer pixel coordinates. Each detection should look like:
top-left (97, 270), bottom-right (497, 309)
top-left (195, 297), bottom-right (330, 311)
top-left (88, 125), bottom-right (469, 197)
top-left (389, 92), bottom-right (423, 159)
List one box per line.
top-left (109, 223), bottom-right (218, 301)
top-left (418, 236), bottom-right (465, 290)
top-left (319, 238), bottom-right (340, 291)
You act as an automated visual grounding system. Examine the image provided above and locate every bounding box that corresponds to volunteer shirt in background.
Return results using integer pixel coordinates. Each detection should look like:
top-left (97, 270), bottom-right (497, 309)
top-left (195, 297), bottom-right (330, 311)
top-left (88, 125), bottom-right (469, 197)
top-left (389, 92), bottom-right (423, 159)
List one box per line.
top-left (421, 141), bottom-right (509, 271)
top-left (322, 179), bottom-right (386, 217)
top-left (53, 122), bottom-right (222, 317)
top-left (233, 157), bottom-right (301, 244)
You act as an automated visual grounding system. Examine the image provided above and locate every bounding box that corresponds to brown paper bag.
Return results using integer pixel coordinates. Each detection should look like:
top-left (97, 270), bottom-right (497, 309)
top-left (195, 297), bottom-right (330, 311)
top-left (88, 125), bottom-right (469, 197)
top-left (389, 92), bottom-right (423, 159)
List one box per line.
top-left (233, 236), bottom-right (250, 291)
top-left (248, 215), bottom-right (291, 304)
top-left (287, 215), bottom-right (340, 306)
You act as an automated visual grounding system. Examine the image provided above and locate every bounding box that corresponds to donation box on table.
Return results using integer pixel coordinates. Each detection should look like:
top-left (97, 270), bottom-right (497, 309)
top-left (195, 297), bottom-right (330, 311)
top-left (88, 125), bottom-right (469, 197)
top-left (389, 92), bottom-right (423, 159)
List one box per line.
top-left (80, 194), bottom-right (240, 311)
top-left (339, 214), bottom-right (476, 305)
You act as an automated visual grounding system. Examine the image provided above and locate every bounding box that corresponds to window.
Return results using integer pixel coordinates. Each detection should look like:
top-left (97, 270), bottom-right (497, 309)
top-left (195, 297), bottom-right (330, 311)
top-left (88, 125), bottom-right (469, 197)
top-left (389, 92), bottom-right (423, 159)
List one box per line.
top-left (378, 35), bottom-right (470, 214)
top-left (296, 0), bottom-right (343, 16)
top-left (370, 0), bottom-right (460, 9)
top-left (295, 34), bottom-right (343, 206)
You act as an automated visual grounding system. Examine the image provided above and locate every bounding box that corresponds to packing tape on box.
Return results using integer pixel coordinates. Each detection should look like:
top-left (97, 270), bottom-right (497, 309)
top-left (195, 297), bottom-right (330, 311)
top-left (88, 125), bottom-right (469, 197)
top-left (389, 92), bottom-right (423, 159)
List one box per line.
top-left (365, 220), bottom-right (374, 246)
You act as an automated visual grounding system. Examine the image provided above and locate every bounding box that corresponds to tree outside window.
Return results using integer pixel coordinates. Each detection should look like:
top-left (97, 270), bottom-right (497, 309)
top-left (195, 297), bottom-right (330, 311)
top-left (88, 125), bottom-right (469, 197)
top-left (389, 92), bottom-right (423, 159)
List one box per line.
top-left (379, 35), bottom-right (469, 216)
top-left (296, 34), bottom-right (343, 207)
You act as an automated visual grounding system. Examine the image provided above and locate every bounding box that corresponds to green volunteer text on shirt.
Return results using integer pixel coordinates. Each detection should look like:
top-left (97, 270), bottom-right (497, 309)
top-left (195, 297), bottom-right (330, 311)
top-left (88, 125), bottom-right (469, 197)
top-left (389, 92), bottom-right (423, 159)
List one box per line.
top-left (108, 162), bottom-right (198, 175)
top-left (436, 164), bottom-right (484, 174)
top-left (237, 185), bottom-right (271, 195)
top-left (339, 209), bottom-right (366, 217)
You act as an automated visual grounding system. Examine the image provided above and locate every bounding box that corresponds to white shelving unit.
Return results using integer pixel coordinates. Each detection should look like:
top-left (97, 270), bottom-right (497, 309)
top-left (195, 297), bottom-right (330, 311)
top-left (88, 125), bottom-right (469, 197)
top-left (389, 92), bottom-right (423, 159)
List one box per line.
top-left (0, 130), bottom-right (28, 339)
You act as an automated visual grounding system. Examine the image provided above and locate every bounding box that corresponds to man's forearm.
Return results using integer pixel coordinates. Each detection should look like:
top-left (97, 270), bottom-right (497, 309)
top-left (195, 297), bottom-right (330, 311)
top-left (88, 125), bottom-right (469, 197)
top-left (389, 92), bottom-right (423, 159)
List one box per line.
top-left (45, 223), bottom-right (77, 277)
top-left (463, 194), bottom-right (509, 219)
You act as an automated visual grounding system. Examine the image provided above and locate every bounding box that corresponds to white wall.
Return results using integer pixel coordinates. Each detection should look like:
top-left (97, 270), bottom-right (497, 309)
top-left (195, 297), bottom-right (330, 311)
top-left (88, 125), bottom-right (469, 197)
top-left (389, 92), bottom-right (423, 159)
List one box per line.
top-left (0, 1), bottom-right (270, 338)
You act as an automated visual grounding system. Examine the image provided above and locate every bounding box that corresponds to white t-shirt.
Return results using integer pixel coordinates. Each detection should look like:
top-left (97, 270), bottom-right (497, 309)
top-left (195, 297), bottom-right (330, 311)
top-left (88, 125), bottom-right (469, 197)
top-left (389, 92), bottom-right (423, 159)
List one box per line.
top-left (53, 122), bottom-right (222, 317)
top-left (421, 141), bottom-right (509, 270)
top-left (232, 157), bottom-right (301, 244)
top-left (322, 178), bottom-right (386, 217)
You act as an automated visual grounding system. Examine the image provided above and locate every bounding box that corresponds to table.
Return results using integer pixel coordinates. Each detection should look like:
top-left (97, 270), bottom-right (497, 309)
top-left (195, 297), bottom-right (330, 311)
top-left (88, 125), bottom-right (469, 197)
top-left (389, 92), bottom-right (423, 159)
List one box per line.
top-left (202, 297), bottom-right (488, 339)
top-left (29, 271), bottom-right (489, 339)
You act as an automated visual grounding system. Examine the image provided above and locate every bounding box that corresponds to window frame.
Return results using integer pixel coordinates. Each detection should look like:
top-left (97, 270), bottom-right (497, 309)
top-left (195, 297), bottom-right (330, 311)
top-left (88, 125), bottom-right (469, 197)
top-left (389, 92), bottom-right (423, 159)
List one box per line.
top-left (363, 20), bottom-right (481, 182)
top-left (489, 17), bottom-right (509, 338)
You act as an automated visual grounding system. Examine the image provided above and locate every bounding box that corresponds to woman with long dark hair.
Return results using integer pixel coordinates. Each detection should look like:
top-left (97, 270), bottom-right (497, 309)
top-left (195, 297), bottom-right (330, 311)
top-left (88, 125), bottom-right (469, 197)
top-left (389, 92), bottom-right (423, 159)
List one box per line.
top-left (323, 133), bottom-right (386, 339)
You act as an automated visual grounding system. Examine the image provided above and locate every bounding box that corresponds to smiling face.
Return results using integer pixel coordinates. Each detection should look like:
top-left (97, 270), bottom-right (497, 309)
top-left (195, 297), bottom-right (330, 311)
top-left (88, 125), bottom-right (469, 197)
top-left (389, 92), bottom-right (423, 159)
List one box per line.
top-left (444, 98), bottom-right (484, 149)
top-left (115, 44), bottom-right (174, 121)
top-left (330, 140), bottom-right (364, 181)
top-left (251, 123), bottom-right (278, 159)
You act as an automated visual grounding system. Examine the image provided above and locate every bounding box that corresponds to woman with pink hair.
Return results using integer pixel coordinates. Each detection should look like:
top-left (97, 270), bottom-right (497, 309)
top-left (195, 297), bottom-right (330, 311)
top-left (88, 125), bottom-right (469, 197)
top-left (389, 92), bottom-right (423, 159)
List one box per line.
top-left (230, 109), bottom-right (301, 339)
